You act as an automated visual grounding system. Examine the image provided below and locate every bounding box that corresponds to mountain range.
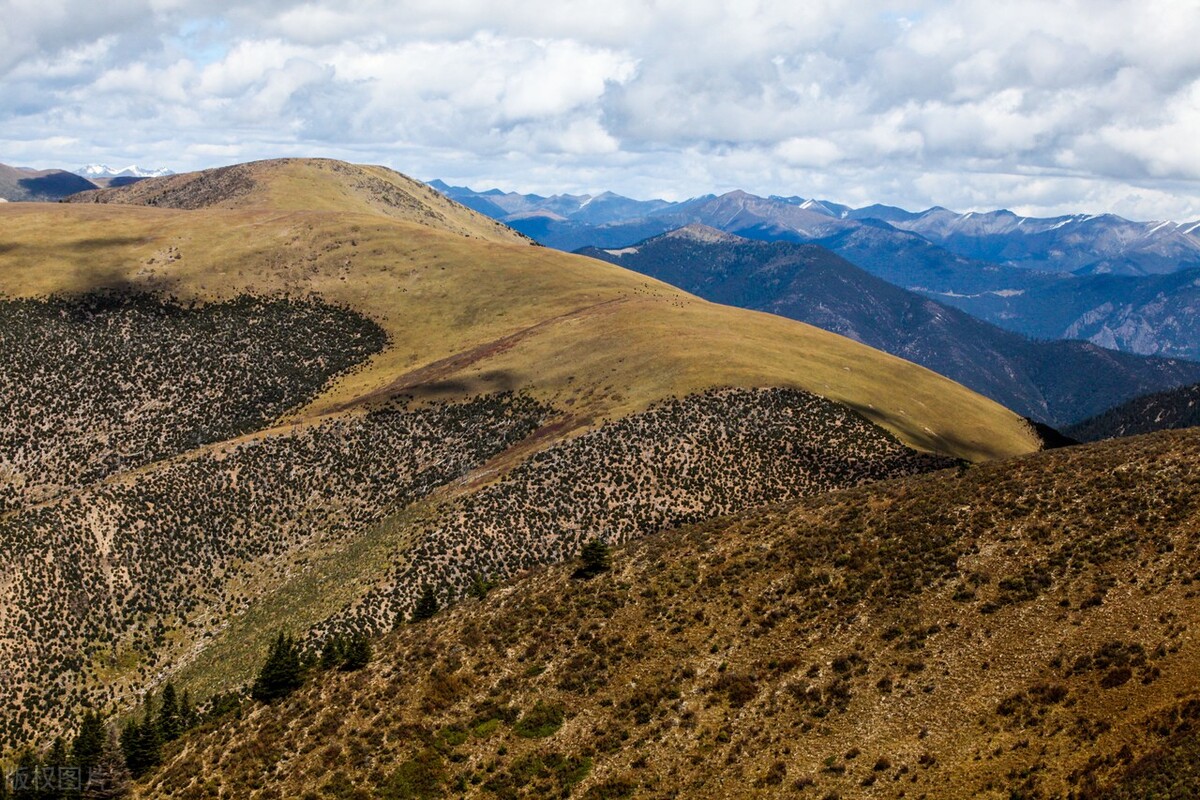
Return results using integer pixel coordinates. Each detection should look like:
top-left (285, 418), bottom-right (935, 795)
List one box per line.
top-left (579, 226), bottom-right (1200, 428)
top-left (433, 182), bottom-right (1200, 361)
top-left (76, 164), bottom-right (176, 180)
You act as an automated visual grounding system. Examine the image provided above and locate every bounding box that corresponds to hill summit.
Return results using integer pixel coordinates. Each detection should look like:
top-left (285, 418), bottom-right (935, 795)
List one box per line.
top-left (66, 157), bottom-right (530, 245)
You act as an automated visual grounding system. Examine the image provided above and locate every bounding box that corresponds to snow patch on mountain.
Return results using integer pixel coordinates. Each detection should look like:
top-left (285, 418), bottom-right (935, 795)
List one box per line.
top-left (76, 164), bottom-right (175, 179)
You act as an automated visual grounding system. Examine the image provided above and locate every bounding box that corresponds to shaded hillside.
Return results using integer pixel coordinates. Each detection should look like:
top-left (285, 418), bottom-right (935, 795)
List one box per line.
top-left (132, 427), bottom-right (1200, 799)
top-left (0, 292), bottom-right (387, 512)
top-left (1067, 382), bottom-right (1200, 441)
top-left (0, 163), bottom-right (97, 201)
top-left (580, 228), bottom-right (1200, 426)
top-left (66, 158), bottom-right (531, 245)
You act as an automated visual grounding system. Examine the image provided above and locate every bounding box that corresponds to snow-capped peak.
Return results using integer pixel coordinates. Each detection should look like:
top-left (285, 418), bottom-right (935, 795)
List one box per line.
top-left (76, 164), bottom-right (175, 179)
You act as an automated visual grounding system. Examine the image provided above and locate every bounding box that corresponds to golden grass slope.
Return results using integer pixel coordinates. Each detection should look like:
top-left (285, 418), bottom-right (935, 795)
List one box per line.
top-left (132, 428), bottom-right (1200, 800)
top-left (2, 158), bottom-right (1038, 462)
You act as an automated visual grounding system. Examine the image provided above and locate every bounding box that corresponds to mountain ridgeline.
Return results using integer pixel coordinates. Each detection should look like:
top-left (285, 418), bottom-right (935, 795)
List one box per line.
top-left (579, 227), bottom-right (1200, 428)
top-left (434, 182), bottom-right (1200, 362)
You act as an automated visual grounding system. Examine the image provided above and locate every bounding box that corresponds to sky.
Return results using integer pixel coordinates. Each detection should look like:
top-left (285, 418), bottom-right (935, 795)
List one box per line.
top-left (3, 0), bottom-right (1200, 219)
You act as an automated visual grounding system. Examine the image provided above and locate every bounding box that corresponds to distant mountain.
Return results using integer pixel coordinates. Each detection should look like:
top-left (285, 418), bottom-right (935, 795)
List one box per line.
top-left (886, 208), bottom-right (1200, 276)
top-left (433, 182), bottom-right (1200, 361)
top-left (1066, 382), bottom-right (1200, 442)
top-left (0, 163), bottom-right (97, 201)
top-left (75, 164), bottom-right (175, 179)
top-left (432, 181), bottom-right (1200, 276)
top-left (579, 225), bottom-right (1200, 426)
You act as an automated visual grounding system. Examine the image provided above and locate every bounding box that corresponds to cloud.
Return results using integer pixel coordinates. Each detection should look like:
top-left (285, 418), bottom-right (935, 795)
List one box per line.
top-left (1, 0), bottom-right (1199, 219)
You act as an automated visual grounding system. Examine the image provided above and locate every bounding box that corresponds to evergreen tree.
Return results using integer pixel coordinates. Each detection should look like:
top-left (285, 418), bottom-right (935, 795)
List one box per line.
top-left (411, 587), bottom-right (439, 623)
top-left (177, 690), bottom-right (196, 733)
top-left (118, 704), bottom-right (160, 779)
top-left (82, 728), bottom-right (129, 800)
top-left (467, 573), bottom-right (495, 600)
top-left (45, 737), bottom-right (67, 800)
top-left (251, 632), bottom-right (305, 702)
top-left (72, 710), bottom-right (106, 781)
top-left (574, 537), bottom-right (611, 578)
top-left (319, 636), bottom-right (345, 671)
top-left (157, 684), bottom-right (182, 743)
top-left (339, 635), bottom-right (372, 671)
top-left (11, 749), bottom-right (41, 799)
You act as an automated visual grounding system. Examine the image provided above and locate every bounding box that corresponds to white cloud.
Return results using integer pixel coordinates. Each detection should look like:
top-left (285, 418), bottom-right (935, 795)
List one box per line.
top-left (1, 0), bottom-right (1199, 219)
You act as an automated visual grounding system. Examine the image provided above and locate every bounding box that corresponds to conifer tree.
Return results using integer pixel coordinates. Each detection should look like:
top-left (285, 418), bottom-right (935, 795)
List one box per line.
top-left (251, 632), bottom-right (305, 702)
top-left (467, 573), bottom-right (495, 600)
top-left (178, 690), bottom-right (196, 732)
top-left (411, 587), bottom-right (439, 622)
top-left (45, 736), bottom-right (68, 800)
top-left (12, 748), bottom-right (41, 799)
top-left (157, 684), bottom-right (182, 743)
top-left (82, 728), bottom-right (130, 800)
top-left (574, 537), bottom-right (612, 578)
top-left (339, 635), bottom-right (372, 671)
top-left (72, 710), bottom-right (106, 780)
top-left (319, 636), bottom-right (345, 671)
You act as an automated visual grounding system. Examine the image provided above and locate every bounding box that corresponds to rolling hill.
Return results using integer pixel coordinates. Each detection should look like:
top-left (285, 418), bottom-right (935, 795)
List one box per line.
top-left (0, 158), bottom-right (1041, 754)
top-left (130, 426), bottom-right (1200, 799)
top-left (578, 226), bottom-right (1200, 427)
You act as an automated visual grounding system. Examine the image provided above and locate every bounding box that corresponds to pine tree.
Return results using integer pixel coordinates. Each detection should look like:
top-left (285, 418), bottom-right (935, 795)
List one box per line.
top-left (82, 728), bottom-right (130, 800)
top-left (45, 737), bottom-right (68, 800)
top-left (319, 636), bottom-right (345, 671)
top-left (467, 573), bottom-right (495, 600)
top-left (72, 710), bottom-right (106, 781)
top-left (574, 537), bottom-right (611, 578)
top-left (339, 635), bottom-right (372, 671)
top-left (118, 704), bottom-right (160, 780)
top-left (11, 748), bottom-right (41, 799)
top-left (157, 684), bottom-right (182, 743)
top-left (178, 690), bottom-right (196, 733)
top-left (251, 632), bottom-right (305, 702)
top-left (411, 587), bottom-right (439, 623)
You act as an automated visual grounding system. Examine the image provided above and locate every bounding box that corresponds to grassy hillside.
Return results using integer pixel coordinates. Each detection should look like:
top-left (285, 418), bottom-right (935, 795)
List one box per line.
top-left (131, 428), bottom-right (1200, 799)
top-left (1, 192), bottom-right (1038, 462)
top-left (0, 159), bottom-right (1041, 754)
